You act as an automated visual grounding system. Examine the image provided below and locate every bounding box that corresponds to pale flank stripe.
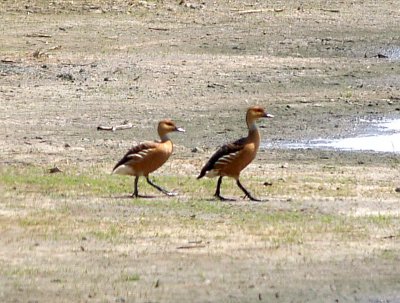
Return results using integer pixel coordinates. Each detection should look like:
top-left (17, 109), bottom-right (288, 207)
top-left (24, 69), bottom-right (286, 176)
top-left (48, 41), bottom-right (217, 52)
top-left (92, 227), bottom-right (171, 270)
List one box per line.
top-left (205, 169), bottom-right (219, 178)
top-left (112, 164), bottom-right (136, 175)
top-left (127, 154), bottom-right (143, 159)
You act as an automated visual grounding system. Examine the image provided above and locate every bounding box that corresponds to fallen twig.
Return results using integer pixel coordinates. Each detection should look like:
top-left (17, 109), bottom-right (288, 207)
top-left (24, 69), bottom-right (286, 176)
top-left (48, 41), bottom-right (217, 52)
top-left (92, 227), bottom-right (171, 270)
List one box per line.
top-left (177, 244), bottom-right (206, 249)
top-left (97, 123), bottom-right (133, 132)
top-left (382, 235), bottom-right (398, 239)
top-left (235, 8), bottom-right (284, 14)
top-left (321, 8), bottom-right (340, 13)
top-left (148, 27), bottom-right (169, 31)
top-left (207, 82), bottom-right (225, 88)
top-left (26, 33), bottom-right (52, 38)
top-left (1, 59), bottom-right (18, 63)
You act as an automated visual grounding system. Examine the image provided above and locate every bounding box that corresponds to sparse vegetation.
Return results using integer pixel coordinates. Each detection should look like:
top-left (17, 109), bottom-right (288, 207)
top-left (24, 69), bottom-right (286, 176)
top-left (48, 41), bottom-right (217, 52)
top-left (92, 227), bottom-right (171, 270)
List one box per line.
top-left (1, 162), bottom-right (399, 301)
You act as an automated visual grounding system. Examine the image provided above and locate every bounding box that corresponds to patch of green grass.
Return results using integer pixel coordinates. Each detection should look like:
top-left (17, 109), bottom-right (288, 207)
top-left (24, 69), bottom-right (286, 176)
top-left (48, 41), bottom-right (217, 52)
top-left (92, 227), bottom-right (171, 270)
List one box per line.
top-left (365, 214), bottom-right (394, 226)
top-left (90, 224), bottom-right (124, 241)
top-left (1, 164), bottom-right (395, 202)
top-left (0, 165), bottom-right (131, 197)
top-left (14, 210), bottom-right (73, 240)
top-left (340, 89), bottom-right (353, 100)
top-left (122, 273), bottom-right (140, 282)
top-left (0, 165), bottom-right (220, 200)
top-left (6, 266), bottom-right (40, 278)
top-left (19, 215), bottom-right (56, 228)
top-left (1, 164), bottom-right (399, 247)
top-left (380, 249), bottom-right (399, 261)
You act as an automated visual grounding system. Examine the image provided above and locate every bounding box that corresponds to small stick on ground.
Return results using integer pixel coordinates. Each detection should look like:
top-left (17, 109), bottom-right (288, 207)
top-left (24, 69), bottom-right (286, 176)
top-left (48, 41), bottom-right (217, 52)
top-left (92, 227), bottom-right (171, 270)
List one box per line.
top-left (26, 33), bottom-right (52, 38)
top-left (321, 8), bottom-right (340, 13)
top-left (235, 8), bottom-right (284, 14)
top-left (148, 27), bottom-right (169, 31)
top-left (177, 244), bottom-right (206, 249)
top-left (97, 123), bottom-right (133, 132)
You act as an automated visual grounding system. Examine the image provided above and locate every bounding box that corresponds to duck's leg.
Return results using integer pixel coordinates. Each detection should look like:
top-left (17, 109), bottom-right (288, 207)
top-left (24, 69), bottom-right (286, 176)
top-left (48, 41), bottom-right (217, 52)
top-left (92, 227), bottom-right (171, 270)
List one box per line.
top-left (146, 176), bottom-right (177, 196)
top-left (131, 176), bottom-right (140, 198)
top-left (214, 176), bottom-right (234, 201)
top-left (236, 179), bottom-right (261, 202)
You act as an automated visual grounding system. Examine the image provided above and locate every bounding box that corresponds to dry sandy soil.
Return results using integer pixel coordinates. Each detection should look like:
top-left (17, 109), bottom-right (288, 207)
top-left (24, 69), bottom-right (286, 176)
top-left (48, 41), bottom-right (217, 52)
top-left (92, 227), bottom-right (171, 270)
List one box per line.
top-left (1, 0), bottom-right (400, 302)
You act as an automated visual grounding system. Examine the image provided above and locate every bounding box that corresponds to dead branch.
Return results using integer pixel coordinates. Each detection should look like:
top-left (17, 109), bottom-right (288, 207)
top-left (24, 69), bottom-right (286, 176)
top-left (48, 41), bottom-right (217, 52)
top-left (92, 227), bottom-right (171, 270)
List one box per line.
top-left (382, 235), bottom-right (398, 239)
top-left (321, 8), bottom-right (340, 13)
top-left (148, 27), bottom-right (169, 31)
top-left (1, 59), bottom-right (18, 63)
top-left (235, 8), bottom-right (284, 14)
top-left (97, 123), bottom-right (133, 132)
top-left (26, 33), bottom-right (52, 38)
top-left (177, 244), bottom-right (206, 249)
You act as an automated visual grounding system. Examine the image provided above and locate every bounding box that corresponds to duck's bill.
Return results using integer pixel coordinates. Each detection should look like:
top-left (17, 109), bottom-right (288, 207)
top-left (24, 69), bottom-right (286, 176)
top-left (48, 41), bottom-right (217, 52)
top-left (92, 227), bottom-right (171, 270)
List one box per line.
top-left (264, 113), bottom-right (274, 118)
top-left (176, 127), bottom-right (186, 132)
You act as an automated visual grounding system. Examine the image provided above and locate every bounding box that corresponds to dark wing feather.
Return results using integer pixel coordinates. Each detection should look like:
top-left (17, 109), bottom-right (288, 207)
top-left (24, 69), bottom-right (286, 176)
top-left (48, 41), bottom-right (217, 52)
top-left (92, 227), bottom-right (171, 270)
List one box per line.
top-left (197, 137), bottom-right (246, 179)
top-left (113, 142), bottom-right (156, 171)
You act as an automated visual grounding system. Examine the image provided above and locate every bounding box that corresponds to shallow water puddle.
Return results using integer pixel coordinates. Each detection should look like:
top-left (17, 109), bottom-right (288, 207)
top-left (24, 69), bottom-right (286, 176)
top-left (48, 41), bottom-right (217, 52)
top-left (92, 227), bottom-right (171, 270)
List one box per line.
top-left (274, 119), bottom-right (400, 153)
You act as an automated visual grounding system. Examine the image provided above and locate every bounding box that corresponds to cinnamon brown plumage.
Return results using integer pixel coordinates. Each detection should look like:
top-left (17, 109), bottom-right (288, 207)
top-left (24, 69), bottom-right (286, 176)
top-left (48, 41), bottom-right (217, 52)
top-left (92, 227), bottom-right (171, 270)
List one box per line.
top-left (198, 106), bottom-right (273, 201)
top-left (113, 119), bottom-right (184, 197)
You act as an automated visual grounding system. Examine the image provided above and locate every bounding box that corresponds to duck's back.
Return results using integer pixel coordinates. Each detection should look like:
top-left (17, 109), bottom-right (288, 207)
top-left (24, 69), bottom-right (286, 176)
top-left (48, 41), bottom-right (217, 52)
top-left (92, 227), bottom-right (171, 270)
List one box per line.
top-left (113, 140), bottom-right (173, 176)
top-left (198, 131), bottom-right (260, 179)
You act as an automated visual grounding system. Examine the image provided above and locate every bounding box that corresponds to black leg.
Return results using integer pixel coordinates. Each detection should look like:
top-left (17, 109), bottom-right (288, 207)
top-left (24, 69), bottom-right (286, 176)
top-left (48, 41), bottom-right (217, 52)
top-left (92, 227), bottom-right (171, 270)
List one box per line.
top-left (131, 176), bottom-right (139, 198)
top-left (214, 176), bottom-right (234, 201)
top-left (236, 179), bottom-right (261, 202)
top-left (214, 176), bottom-right (222, 197)
top-left (146, 176), bottom-right (177, 196)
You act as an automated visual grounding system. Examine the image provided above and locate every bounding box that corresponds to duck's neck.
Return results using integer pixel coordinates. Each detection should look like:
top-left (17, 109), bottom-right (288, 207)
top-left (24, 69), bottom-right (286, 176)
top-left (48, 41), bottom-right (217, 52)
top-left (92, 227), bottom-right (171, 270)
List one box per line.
top-left (247, 119), bottom-right (261, 147)
top-left (159, 133), bottom-right (170, 142)
top-left (247, 119), bottom-right (258, 132)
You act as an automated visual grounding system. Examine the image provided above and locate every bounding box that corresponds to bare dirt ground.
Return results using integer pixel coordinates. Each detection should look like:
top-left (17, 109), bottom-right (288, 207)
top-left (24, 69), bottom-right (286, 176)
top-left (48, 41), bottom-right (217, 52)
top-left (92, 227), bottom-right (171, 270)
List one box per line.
top-left (1, 1), bottom-right (400, 302)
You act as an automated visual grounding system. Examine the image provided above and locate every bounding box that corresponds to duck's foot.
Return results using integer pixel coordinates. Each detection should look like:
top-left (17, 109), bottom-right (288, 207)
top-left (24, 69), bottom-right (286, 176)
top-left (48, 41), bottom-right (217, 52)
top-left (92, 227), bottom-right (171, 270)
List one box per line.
top-left (214, 194), bottom-right (236, 201)
top-left (243, 194), bottom-right (263, 202)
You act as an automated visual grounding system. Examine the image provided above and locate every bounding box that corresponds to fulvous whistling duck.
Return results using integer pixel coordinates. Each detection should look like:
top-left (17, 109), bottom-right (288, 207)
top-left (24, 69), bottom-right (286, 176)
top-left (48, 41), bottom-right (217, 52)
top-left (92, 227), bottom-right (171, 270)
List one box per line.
top-left (113, 119), bottom-right (185, 197)
top-left (197, 106), bottom-right (273, 201)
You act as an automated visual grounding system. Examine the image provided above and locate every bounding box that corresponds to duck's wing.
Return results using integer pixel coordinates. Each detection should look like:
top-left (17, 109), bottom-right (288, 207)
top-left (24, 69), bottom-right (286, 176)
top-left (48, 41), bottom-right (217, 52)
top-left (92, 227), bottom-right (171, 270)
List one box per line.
top-left (197, 137), bottom-right (246, 179)
top-left (113, 141), bottom-right (158, 172)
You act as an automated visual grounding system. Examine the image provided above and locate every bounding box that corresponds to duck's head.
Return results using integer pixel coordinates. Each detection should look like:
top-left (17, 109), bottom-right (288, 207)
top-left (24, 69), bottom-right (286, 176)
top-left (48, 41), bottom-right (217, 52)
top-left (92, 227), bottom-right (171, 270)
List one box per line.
top-left (158, 119), bottom-right (185, 139)
top-left (246, 106), bottom-right (274, 123)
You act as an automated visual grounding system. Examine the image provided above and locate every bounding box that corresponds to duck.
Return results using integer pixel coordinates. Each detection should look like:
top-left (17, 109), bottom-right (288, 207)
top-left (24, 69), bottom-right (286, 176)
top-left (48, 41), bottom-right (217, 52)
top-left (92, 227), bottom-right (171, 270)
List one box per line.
top-left (197, 106), bottom-right (273, 201)
top-left (113, 119), bottom-right (185, 197)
